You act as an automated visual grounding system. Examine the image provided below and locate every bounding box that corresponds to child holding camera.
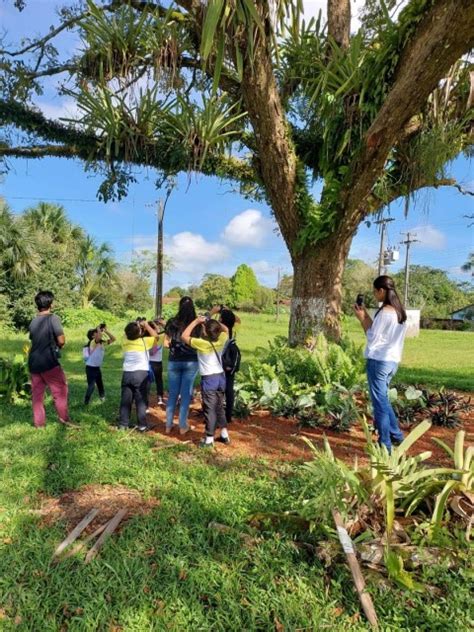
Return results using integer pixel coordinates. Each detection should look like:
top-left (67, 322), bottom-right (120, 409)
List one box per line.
top-left (119, 319), bottom-right (161, 432)
top-left (83, 324), bottom-right (116, 405)
top-left (181, 315), bottom-right (229, 448)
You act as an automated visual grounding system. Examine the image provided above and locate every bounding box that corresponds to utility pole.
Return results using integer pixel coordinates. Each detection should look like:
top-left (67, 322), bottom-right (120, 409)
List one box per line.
top-left (401, 232), bottom-right (419, 307)
top-left (155, 198), bottom-right (164, 317)
top-left (275, 267), bottom-right (281, 321)
top-left (374, 217), bottom-right (395, 275)
top-left (153, 178), bottom-right (176, 318)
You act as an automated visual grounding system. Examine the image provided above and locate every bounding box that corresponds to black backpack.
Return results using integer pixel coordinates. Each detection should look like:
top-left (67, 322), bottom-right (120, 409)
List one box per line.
top-left (221, 338), bottom-right (241, 375)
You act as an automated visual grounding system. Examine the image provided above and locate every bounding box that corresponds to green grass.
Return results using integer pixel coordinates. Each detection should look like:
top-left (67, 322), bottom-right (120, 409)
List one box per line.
top-left (0, 316), bottom-right (472, 631)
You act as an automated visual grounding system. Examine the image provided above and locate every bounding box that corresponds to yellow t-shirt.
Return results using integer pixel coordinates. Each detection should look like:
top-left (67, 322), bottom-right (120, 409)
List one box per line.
top-left (122, 336), bottom-right (156, 371)
top-left (189, 332), bottom-right (228, 376)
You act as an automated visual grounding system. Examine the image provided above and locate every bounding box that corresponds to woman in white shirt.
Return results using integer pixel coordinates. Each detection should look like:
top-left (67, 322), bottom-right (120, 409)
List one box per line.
top-left (354, 275), bottom-right (407, 452)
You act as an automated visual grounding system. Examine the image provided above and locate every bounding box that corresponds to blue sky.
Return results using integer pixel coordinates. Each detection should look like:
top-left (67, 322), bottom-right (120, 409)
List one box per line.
top-left (1, 1), bottom-right (473, 291)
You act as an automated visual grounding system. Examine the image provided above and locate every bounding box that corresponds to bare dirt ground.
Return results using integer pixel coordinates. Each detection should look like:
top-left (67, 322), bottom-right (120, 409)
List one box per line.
top-left (35, 485), bottom-right (159, 532)
top-left (145, 394), bottom-right (474, 467)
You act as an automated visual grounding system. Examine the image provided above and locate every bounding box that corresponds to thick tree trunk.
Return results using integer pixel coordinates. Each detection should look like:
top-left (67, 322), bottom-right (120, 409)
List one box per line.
top-left (289, 229), bottom-right (353, 345)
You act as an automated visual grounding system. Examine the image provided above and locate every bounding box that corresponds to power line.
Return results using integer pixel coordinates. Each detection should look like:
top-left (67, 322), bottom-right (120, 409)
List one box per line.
top-left (4, 195), bottom-right (100, 203)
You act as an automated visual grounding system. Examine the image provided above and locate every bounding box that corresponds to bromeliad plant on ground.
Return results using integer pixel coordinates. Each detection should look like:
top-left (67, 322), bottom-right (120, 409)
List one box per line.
top-left (234, 334), bottom-right (366, 429)
top-left (298, 420), bottom-right (473, 547)
top-left (389, 385), bottom-right (472, 428)
top-left (289, 421), bottom-right (474, 591)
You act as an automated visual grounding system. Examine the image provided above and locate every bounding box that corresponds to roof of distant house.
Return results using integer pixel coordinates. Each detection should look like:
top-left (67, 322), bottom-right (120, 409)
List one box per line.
top-left (450, 304), bottom-right (474, 315)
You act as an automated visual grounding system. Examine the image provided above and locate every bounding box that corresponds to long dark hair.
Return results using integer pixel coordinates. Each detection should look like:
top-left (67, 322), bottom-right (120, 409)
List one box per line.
top-left (220, 308), bottom-right (236, 338)
top-left (165, 295), bottom-right (197, 338)
top-left (373, 276), bottom-right (407, 324)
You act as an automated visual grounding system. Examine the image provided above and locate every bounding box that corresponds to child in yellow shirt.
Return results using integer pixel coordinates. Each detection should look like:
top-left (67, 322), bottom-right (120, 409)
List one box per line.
top-left (182, 315), bottom-right (229, 447)
top-left (118, 319), bottom-right (162, 432)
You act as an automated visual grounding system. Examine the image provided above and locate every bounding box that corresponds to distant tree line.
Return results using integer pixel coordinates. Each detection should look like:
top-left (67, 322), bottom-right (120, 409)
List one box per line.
top-left (0, 201), bottom-right (154, 328)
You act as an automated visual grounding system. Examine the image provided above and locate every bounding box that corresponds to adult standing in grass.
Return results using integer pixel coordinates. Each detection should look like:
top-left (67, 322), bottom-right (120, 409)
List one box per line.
top-left (28, 290), bottom-right (71, 428)
top-left (164, 296), bottom-right (199, 435)
top-left (354, 275), bottom-right (407, 452)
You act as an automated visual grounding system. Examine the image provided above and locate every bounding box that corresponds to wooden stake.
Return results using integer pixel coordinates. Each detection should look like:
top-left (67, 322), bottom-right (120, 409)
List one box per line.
top-left (85, 509), bottom-right (127, 563)
top-left (332, 509), bottom-right (379, 629)
top-left (59, 521), bottom-right (110, 560)
top-left (53, 508), bottom-right (99, 558)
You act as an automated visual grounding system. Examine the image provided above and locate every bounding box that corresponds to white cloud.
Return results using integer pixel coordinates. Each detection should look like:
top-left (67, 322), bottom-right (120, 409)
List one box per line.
top-left (222, 209), bottom-right (274, 247)
top-left (165, 231), bottom-right (230, 273)
top-left (37, 99), bottom-right (80, 122)
top-left (251, 260), bottom-right (274, 275)
top-left (409, 225), bottom-right (446, 250)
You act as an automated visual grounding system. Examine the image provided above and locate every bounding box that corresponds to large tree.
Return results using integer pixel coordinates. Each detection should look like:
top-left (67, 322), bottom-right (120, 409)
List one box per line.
top-left (1, 0), bottom-right (473, 342)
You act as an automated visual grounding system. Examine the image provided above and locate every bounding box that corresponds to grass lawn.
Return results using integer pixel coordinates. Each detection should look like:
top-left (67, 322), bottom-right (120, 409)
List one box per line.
top-left (0, 315), bottom-right (472, 631)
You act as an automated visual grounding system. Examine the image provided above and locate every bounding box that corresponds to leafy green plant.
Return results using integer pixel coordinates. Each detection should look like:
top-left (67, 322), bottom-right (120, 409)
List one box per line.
top-left (430, 431), bottom-right (473, 540)
top-left (389, 385), bottom-right (426, 425)
top-left (0, 354), bottom-right (30, 402)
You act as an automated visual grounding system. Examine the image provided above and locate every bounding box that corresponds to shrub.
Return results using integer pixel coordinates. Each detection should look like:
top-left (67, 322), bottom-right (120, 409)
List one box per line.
top-left (0, 354), bottom-right (30, 402)
top-left (58, 307), bottom-right (121, 329)
top-left (233, 334), bottom-right (366, 427)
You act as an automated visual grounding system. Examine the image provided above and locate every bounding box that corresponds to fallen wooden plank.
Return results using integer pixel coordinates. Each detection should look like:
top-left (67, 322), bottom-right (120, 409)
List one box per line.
top-left (85, 509), bottom-right (127, 563)
top-left (332, 509), bottom-right (378, 629)
top-left (60, 521), bottom-right (110, 560)
top-left (53, 508), bottom-right (99, 558)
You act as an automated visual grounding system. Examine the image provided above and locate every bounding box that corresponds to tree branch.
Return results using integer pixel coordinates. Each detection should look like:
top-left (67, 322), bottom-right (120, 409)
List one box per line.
top-left (0, 144), bottom-right (79, 159)
top-left (328, 0), bottom-right (351, 49)
top-left (344, 0), bottom-right (474, 215)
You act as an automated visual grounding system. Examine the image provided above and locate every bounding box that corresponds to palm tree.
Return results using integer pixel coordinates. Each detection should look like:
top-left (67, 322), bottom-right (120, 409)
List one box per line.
top-left (23, 202), bottom-right (84, 244)
top-left (0, 204), bottom-right (39, 279)
top-left (76, 236), bottom-right (118, 307)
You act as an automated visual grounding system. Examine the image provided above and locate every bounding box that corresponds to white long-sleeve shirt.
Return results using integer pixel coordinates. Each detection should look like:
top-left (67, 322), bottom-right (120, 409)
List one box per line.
top-left (364, 308), bottom-right (407, 363)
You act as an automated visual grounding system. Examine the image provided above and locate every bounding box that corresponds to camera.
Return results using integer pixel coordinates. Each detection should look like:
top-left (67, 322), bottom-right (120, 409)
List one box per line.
top-left (199, 312), bottom-right (211, 321)
top-left (99, 323), bottom-right (106, 330)
top-left (356, 293), bottom-right (364, 307)
top-left (136, 317), bottom-right (146, 323)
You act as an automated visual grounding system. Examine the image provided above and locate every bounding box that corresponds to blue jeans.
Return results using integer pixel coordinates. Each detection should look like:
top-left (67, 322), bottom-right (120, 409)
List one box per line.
top-left (166, 361), bottom-right (198, 429)
top-left (366, 359), bottom-right (404, 452)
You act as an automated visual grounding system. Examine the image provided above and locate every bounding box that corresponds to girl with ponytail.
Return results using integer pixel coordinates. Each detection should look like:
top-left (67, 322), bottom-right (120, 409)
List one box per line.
top-left (354, 275), bottom-right (407, 452)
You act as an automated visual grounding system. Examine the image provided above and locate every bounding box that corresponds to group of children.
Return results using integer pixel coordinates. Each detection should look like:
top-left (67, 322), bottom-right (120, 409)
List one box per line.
top-left (82, 301), bottom-right (240, 448)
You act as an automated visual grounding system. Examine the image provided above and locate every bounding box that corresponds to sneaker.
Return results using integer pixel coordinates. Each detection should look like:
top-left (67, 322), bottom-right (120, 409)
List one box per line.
top-left (199, 439), bottom-right (214, 449)
top-left (145, 408), bottom-right (150, 414)
top-left (100, 397), bottom-right (106, 402)
top-left (117, 424), bottom-right (129, 431)
top-left (157, 398), bottom-right (164, 406)
top-left (179, 425), bottom-right (195, 436)
top-left (137, 424), bottom-right (155, 433)
top-left (165, 425), bottom-right (173, 435)
top-left (216, 436), bottom-right (230, 445)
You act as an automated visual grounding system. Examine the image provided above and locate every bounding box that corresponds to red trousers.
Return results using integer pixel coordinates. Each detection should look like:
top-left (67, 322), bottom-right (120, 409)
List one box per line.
top-left (30, 365), bottom-right (69, 427)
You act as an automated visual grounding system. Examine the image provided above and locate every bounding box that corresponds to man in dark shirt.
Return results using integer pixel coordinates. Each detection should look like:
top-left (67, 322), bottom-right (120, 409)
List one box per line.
top-left (28, 291), bottom-right (71, 427)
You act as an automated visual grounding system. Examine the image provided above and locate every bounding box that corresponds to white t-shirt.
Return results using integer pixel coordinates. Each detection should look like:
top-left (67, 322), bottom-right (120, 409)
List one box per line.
top-left (364, 308), bottom-right (407, 363)
top-left (149, 343), bottom-right (163, 363)
top-left (122, 336), bottom-right (155, 372)
top-left (83, 344), bottom-right (105, 368)
top-left (189, 332), bottom-right (227, 376)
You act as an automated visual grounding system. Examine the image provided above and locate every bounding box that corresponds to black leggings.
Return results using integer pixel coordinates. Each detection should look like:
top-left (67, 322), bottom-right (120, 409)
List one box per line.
top-left (119, 370), bottom-right (148, 427)
top-left (148, 361), bottom-right (164, 398)
top-left (84, 366), bottom-right (105, 404)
